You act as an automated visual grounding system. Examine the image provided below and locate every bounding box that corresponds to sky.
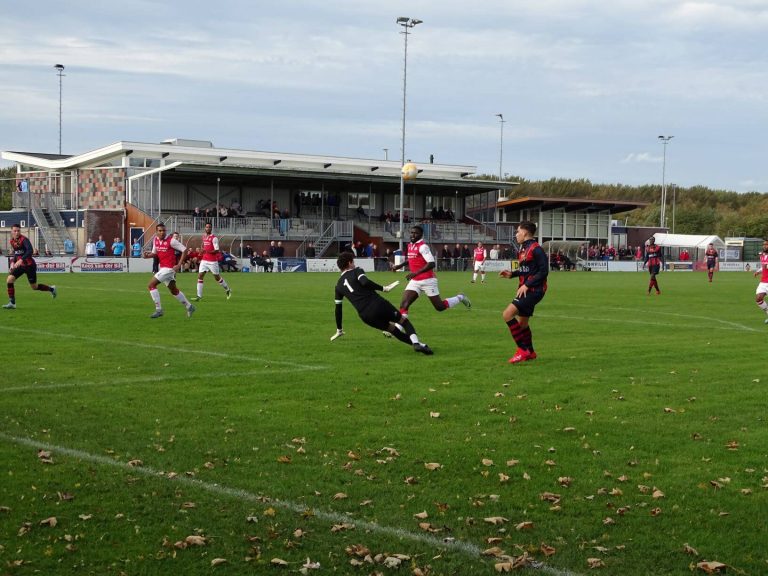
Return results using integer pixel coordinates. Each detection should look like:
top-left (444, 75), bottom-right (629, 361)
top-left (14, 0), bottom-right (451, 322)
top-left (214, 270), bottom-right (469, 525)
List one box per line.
top-left (1, 0), bottom-right (767, 193)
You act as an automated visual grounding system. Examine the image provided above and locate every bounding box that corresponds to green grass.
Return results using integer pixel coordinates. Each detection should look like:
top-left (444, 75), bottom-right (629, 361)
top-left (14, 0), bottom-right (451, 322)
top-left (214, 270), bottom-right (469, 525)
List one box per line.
top-left (0, 269), bottom-right (766, 575)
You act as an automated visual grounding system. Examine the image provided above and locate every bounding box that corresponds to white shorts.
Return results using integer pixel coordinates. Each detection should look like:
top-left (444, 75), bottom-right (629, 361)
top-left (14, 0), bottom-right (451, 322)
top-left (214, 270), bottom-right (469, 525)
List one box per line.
top-left (756, 282), bottom-right (768, 295)
top-left (474, 261), bottom-right (485, 272)
top-left (198, 260), bottom-right (221, 275)
top-left (405, 277), bottom-right (441, 297)
top-left (154, 267), bottom-right (177, 286)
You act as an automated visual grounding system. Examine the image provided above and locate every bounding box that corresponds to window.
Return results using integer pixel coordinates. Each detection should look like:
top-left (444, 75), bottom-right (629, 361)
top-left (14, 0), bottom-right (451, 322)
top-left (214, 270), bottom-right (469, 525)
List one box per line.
top-left (348, 192), bottom-right (374, 210)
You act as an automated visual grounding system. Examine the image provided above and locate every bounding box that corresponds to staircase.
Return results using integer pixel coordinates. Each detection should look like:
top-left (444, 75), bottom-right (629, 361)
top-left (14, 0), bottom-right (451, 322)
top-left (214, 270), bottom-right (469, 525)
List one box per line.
top-left (30, 194), bottom-right (71, 254)
top-left (299, 220), bottom-right (353, 257)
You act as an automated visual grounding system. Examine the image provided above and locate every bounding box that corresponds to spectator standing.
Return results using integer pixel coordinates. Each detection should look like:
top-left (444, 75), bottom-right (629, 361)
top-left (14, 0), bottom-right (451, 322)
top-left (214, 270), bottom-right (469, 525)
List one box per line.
top-left (142, 223), bottom-right (194, 319)
top-left (85, 238), bottom-right (97, 258)
top-left (132, 239), bottom-right (142, 258)
top-left (461, 244), bottom-right (471, 271)
top-left (2, 224), bottom-right (57, 309)
top-left (489, 244), bottom-right (500, 260)
top-left (95, 235), bottom-right (106, 257)
top-left (112, 237), bottom-right (125, 257)
top-left (305, 242), bottom-right (316, 258)
top-left (390, 225), bottom-right (471, 318)
top-left (194, 222), bottom-right (232, 301)
top-left (332, 252), bottom-right (432, 355)
top-left (499, 221), bottom-right (548, 364)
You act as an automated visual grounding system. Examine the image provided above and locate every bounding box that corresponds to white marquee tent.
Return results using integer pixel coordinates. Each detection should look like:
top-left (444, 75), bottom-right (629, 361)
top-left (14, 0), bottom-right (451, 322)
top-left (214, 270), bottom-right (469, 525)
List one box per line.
top-left (650, 233), bottom-right (725, 260)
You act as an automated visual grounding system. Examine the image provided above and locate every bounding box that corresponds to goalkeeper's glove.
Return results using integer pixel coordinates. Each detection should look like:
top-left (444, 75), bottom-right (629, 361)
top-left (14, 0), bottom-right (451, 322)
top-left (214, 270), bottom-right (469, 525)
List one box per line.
top-left (383, 280), bottom-right (400, 293)
top-left (330, 329), bottom-right (344, 341)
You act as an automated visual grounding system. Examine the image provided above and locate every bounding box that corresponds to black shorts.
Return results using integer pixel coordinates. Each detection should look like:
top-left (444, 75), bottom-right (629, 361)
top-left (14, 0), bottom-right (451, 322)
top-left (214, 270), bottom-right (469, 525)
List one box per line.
top-left (648, 264), bottom-right (660, 275)
top-left (512, 289), bottom-right (545, 318)
top-left (707, 262), bottom-right (716, 270)
top-left (10, 263), bottom-right (37, 284)
top-left (359, 299), bottom-right (401, 330)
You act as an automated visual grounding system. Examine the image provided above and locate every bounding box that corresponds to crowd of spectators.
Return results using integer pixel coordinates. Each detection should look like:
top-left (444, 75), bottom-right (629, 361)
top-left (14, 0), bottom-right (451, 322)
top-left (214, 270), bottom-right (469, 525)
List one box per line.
top-left (577, 244), bottom-right (646, 261)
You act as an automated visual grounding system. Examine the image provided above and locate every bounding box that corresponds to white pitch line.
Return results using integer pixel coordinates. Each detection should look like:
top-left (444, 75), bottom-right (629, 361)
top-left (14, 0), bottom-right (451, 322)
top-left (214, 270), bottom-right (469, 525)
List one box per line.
top-left (0, 325), bottom-right (326, 370)
top-left (1, 370), bottom-right (309, 394)
top-left (543, 313), bottom-right (759, 332)
top-left (0, 432), bottom-right (581, 576)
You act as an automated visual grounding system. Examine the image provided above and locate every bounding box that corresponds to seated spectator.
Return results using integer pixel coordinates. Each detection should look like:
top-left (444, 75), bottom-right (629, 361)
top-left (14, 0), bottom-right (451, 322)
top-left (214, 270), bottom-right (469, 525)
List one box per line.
top-left (251, 250), bottom-right (274, 272)
top-left (220, 251), bottom-right (239, 272)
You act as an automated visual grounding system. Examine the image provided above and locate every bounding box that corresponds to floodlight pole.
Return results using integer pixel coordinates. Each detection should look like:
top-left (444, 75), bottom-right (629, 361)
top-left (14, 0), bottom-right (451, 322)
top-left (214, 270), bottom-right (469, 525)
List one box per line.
top-left (397, 16), bottom-right (422, 254)
top-left (54, 64), bottom-right (65, 154)
top-left (658, 135), bottom-right (673, 228)
top-left (495, 113), bottom-right (505, 225)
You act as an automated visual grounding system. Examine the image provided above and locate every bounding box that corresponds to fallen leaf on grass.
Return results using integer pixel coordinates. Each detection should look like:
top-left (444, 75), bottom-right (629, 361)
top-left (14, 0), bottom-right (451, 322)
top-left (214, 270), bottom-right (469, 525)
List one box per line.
top-left (270, 557), bottom-right (289, 567)
top-left (683, 543), bottom-right (699, 556)
top-left (480, 516), bottom-right (507, 526)
top-left (430, 412), bottom-right (441, 418)
top-left (39, 517), bottom-right (57, 527)
top-left (587, 557), bottom-right (605, 568)
top-left (331, 523), bottom-right (355, 532)
top-left (515, 521), bottom-right (534, 531)
top-left (277, 455), bottom-right (291, 463)
top-left (482, 458), bottom-right (494, 466)
top-left (696, 560), bottom-right (728, 573)
top-left (482, 546), bottom-right (505, 557)
top-left (184, 535), bottom-right (207, 546)
top-left (498, 472), bottom-right (510, 483)
top-left (127, 459), bottom-right (143, 467)
top-left (210, 558), bottom-right (227, 567)
top-left (424, 462), bottom-right (442, 471)
top-left (413, 511), bottom-right (429, 519)
top-left (332, 492), bottom-right (348, 500)
top-left (540, 543), bottom-right (556, 556)
top-left (540, 492), bottom-right (561, 503)
top-left (418, 522), bottom-right (441, 533)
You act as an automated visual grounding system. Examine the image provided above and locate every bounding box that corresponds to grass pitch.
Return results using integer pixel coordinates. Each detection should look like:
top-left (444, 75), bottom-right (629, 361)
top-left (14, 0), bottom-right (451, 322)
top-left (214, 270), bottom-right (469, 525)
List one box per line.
top-left (0, 269), bottom-right (766, 575)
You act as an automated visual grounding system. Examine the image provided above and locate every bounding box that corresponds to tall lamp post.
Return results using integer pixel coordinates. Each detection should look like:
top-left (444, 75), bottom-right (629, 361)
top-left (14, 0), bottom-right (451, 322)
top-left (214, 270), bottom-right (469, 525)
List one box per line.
top-left (396, 16), bottom-right (422, 254)
top-left (658, 135), bottom-right (673, 228)
top-left (54, 64), bottom-right (65, 154)
top-left (495, 113), bottom-right (505, 224)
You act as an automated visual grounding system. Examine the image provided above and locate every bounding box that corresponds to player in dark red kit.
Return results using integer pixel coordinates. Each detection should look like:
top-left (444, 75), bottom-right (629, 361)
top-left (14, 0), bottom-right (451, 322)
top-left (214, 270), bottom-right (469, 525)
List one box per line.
top-left (704, 243), bottom-right (718, 283)
top-left (333, 252), bottom-right (432, 355)
top-left (499, 221), bottom-right (548, 364)
top-left (3, 224), bottom-right (57, 309)
top-left (643, 237), bottom-right (665, 295)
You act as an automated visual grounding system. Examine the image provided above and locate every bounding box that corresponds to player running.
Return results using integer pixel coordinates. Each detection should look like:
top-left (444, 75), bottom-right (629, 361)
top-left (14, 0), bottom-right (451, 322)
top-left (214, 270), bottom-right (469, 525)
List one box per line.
top-left (471, 241), bottom-right (487, 283)
top-left (193, 222), bottom-right (232, 301)
top-left (643, 237), bottom-right (665, 295)
top-left (499, 221), bottom-right (548, 364)
top-left (704, 243), bottom-right (718, 283)
top-left (754, 239), bottom-right (768, 324)
top-left (332, 252), bottom-right (433, 355)
top-left (3, 224), bottom-right (57, 309)
top-left (143, 224), bottom-right (195, 319)
top-left (390, 225), bottom-right (470, 318)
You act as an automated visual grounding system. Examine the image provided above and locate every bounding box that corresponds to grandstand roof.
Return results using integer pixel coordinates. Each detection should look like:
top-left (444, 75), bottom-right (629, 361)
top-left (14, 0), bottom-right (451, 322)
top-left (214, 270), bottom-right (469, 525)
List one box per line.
top-left (2, 140), bottom-right (515, 198)
top-left (498, 196), bottom-right (647, 214)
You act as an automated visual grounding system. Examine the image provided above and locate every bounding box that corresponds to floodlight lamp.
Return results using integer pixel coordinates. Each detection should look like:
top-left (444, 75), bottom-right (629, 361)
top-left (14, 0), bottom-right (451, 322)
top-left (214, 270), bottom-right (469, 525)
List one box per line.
top-left (397, 16), bottom-right (409, 23)
top-left (412, 19), bottom-right (423, 25)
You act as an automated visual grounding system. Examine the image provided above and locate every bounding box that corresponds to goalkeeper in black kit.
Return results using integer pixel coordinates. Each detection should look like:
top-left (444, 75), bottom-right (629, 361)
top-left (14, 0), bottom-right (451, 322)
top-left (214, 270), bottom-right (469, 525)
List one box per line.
top-left (332, 252), bottom-right (433, 355)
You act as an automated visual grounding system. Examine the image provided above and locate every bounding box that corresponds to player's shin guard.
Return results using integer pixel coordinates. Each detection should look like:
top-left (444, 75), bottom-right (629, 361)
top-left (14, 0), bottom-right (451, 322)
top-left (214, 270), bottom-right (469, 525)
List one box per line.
top-left (197, 279), bottom-right (204, 298)
top-left (218, 277), bottom-right (229, 291)
top-left (7, 283), bottom-right (16, 304)
top-left (444, 295), bottom-right (462, 308)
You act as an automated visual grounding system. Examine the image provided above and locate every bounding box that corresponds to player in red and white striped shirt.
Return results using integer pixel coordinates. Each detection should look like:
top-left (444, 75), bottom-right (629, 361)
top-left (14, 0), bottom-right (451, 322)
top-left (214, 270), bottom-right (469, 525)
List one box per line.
top-left (143, 224), bottom-right (195, 319)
